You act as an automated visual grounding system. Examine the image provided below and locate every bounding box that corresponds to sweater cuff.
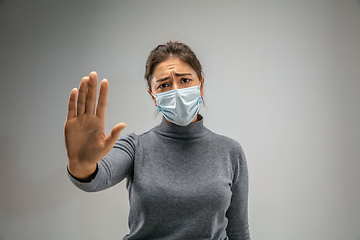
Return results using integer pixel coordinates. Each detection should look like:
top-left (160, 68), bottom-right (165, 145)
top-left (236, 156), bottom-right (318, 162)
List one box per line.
top-left (67, 163), bottom-right (98, 183)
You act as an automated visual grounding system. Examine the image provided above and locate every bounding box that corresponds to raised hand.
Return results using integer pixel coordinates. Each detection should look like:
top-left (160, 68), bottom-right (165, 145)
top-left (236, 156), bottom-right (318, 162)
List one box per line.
top-left (64, 72), bottom-right (126, 180)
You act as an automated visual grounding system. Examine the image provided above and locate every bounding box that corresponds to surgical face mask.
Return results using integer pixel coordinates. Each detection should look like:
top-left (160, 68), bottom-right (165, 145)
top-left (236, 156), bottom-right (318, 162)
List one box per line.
top-left (153, 86), bottom-right (202, 126)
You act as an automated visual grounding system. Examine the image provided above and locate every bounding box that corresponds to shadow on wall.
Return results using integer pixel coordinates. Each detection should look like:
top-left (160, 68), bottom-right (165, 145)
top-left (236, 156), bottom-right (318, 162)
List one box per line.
top-left (0, 134), bottom-right (77, 216)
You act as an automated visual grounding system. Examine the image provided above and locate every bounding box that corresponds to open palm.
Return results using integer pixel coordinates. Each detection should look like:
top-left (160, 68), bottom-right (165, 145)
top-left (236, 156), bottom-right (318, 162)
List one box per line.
top-left (64, 72), bottom-right (126, 178)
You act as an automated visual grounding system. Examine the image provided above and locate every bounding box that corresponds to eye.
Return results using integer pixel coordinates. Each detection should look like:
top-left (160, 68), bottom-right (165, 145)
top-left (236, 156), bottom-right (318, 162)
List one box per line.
top-left (181, 78), bottom-right (191, 83)
top-left (158, 83), bottom-right (169, 89)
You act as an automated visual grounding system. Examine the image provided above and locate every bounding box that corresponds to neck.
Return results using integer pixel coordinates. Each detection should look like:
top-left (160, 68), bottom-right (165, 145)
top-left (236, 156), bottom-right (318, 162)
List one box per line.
top-left (154, 114), bottom-right (207, 139)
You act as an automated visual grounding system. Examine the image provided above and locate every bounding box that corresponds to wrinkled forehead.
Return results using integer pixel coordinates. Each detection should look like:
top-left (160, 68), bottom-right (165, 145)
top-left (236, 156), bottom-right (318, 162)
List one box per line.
top-left (152, 58), bottom-right (197, 80)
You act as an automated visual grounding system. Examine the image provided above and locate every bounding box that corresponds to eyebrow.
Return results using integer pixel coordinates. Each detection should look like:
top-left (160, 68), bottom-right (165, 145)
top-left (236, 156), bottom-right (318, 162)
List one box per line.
top-left (155, 73), bottom-right (192, 83)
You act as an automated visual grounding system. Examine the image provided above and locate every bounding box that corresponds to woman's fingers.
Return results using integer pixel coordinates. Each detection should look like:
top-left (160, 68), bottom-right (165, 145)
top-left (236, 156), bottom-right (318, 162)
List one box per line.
top-left (74, 71), bottom-right (108, 119)
top-left (67, 88), bottom-right (78, 120)
top-left (77, 76), bottom-right (88, 116)
top-left (105, 122), bottom-right (127, 150)
top-left (85, 71), bottom-right (98, 114)
top-left (96, 79), bottom-right (108, 119)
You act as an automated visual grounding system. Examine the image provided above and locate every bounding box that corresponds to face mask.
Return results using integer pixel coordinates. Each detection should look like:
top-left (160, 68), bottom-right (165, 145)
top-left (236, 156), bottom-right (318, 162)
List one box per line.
top-left (153, 85), bottom-right (202, 126)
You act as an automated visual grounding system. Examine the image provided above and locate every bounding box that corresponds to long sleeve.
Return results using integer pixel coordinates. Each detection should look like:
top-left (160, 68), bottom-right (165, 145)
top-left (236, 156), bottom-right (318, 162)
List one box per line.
top-left (67, 133), bottom-right (137, 192)
top-left (226, 145), bottom-right (251, 240)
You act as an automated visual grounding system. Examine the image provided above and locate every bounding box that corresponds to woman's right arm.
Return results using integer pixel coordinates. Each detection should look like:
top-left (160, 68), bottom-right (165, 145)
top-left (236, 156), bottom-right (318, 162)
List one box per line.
top-left (64, 71), bottom-right (126, 181)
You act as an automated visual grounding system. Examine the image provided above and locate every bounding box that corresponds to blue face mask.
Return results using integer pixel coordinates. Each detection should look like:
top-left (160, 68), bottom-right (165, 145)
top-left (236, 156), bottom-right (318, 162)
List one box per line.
top-left (154, 86), bottom-right (202, 126)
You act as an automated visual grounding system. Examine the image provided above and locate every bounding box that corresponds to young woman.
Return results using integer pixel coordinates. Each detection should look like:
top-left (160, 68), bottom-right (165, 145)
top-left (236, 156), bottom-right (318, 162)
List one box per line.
top-left (65, 41), bottom-right (250, 240)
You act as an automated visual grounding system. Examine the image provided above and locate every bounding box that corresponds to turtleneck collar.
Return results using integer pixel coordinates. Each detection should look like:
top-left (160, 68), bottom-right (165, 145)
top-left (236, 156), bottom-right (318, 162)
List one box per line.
top-left (154, 114), bottom-right (209, 139)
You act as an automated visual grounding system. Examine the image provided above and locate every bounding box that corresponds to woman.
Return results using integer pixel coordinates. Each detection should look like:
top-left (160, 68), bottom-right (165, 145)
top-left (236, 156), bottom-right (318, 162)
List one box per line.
top-left (65, 41), bottom-right (250, 240)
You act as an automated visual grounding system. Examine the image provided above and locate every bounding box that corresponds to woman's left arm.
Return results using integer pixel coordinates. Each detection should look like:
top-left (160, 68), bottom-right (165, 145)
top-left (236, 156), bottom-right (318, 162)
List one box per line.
top-left (226, 146), bottom-right (251, 240)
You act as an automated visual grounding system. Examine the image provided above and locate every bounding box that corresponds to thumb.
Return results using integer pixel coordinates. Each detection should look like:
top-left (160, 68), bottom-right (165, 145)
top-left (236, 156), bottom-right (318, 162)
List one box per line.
top-left (105, 122), bottom-right (127, 148)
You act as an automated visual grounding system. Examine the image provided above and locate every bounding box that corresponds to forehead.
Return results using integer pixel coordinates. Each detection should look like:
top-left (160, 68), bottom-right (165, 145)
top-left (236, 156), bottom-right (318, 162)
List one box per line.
top-left (152, 58), bottom-right (196, 78)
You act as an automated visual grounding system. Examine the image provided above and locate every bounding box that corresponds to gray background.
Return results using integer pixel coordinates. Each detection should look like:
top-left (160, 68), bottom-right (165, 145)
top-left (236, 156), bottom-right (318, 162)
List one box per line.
top-left (1, 0), bottom-right (359, 239)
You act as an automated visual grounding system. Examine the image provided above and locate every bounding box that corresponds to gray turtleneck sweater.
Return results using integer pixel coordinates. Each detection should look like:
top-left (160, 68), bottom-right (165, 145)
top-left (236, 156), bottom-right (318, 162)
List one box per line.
top-left (68, 116), bottom-right (250, 240)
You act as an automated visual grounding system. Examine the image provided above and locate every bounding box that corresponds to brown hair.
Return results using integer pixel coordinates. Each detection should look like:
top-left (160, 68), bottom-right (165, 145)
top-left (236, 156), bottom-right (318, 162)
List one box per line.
top-left (144, 41), bottom-right (203, 92)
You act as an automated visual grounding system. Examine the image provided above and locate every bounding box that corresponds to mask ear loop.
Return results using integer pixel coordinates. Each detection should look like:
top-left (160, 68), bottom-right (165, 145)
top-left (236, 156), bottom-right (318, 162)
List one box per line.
top-left (198, 79), bottom-right (205, 108)
top-left (150, 91), bottom-right (156, 98)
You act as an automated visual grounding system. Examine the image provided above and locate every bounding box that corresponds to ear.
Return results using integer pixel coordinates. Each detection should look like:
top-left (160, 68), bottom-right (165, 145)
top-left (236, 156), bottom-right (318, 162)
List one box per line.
top-left (200, 76), bottom-right (205, 97)
top-left (147, 88), bottom-right (157, 107)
